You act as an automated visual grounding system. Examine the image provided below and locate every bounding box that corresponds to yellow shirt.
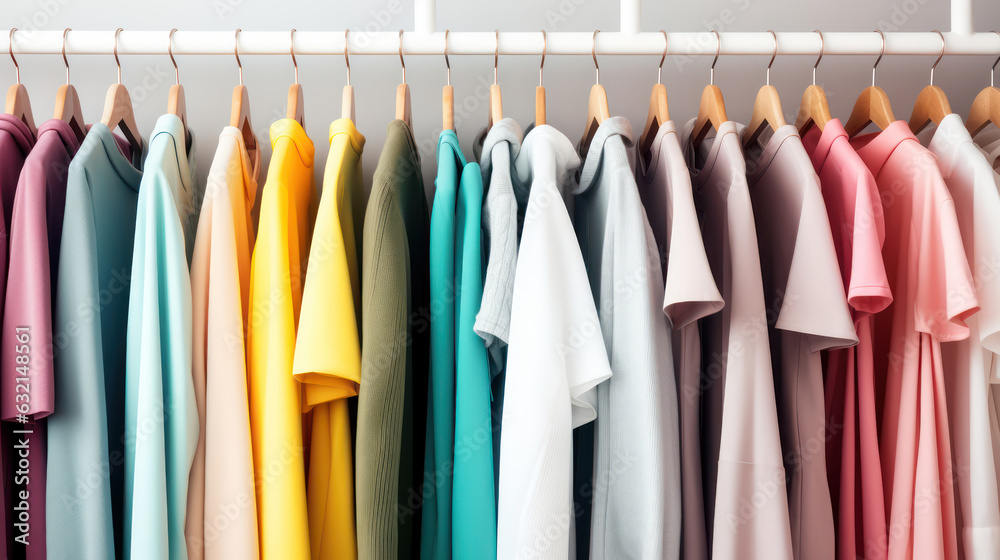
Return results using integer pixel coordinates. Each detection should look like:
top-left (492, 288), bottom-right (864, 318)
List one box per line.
top-left (248, 118), bottom-right (315, 559)
top-left (292, 118), bottom-right (366, 559)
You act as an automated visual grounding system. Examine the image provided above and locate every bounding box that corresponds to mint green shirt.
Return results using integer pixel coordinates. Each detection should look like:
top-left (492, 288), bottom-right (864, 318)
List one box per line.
top-left (124, 114), bottom-right (199, 559)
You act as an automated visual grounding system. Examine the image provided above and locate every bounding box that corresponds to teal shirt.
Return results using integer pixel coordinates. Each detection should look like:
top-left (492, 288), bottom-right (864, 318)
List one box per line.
top-left (48, 123), bottom-right (145, 559)
top-left (123, 114), bottom-right (199, 559)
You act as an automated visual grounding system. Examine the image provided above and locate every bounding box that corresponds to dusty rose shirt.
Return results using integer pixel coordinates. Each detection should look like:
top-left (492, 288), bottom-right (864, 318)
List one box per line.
top-left (802, 118), bottom-right (892, 560)
top-left (852, 120), bottom-right (978, 560)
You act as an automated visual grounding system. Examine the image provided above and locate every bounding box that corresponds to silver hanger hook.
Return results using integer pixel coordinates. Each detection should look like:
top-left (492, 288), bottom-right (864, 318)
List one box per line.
top-left (765, 30), bottom-right (776, 86)
top-left (539, 30), bottom-right (546, 87)
top-left (929, 30), bottom-right (944, 86)
top-left (494, 30), bottom-right (499, 85)
top-left (290, 29), bottom-right (298, 84)
top-left (168, 28), bottom-right (179, 85)
top-left (234, 28), bottom-right (243, 86)
top-left (62, 28), bottom-right (71, 85)
top-left (992, 30), bottom-right (1000, 88)
top-left (657, 30), bottom-right (667, 84)
top-left (344, 29), bottom-right (351, 87)
top-left (592, 30), bottom-right (601, 85)
top-left (444, 30), bottom-right (450, 87)
top-left (710, 30), bottom-right (721, 86)
top-left (398, 30), bottom-right (406, 84)
top-left (872, 29), bottom-right (885, 87)
top-left (114, 27), bottom-right (123, 84)
top-left (8, 29), bottom-right (18, 84)
top-left (812, 30), bottom-right (824, 86)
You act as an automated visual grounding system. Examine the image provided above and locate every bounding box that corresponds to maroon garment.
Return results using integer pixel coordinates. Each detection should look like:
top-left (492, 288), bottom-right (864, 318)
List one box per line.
top-left (3, 119), bottom-right (75, 560)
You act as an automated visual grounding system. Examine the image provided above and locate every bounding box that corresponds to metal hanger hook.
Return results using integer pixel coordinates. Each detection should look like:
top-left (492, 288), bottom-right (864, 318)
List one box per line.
top-left (710, 30), bottom-right (721, 86)
top-left (657, 30), bottom-right (667, 85)
top-left (114, 27), bottom-right (123, 84)
top-left (765, 30), bottom-right (776, 86)
top-left (812, 30), bottom-right (824, 86)
top-left (930, 30), bottom-right (945, 86)
top-left (344, 29), bottom-right (351, 87)
top-left (443, 30), bottom-right (450, 87)
top-left (992, 30), bottom-right (1000, 88)
top-left (168, 28), bottom-right (179, 85)
top-left (539, 30), bottom-right (546, 87)
top-left (592, 30), bottom-right (601, 85)
top-left (398, 29), bottom-right (406, 84)
top-left (872, 29), bottom-right (885, 87)
top-left (8, 29), bottom-right (19, 84)
top-left (62, 28), bottom-right (71, 85)
top-left (290, 29), bottom-right (298, 84)
top-left (493, 30), bottom-right (499, 85)
top-left (234, 28), bottom-right (243, 86)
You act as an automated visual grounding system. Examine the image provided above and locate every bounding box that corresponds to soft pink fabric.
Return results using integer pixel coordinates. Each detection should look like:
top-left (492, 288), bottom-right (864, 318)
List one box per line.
top-left (852, 121), bottom-right (978, 560)
top-left (802, 118), bottom-right (892, 560)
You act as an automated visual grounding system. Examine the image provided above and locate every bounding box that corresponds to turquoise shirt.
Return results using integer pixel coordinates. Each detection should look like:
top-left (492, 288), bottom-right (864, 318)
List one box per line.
top-left (123, 114), bottom-right (199, 559)
top-left (48, 123), bottom-right (145, 559)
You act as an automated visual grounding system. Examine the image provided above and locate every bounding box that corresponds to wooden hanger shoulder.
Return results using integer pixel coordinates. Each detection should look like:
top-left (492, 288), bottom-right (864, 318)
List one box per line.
top-left (743, 84), bottom-right (787, 149)
top-left (442, 84), bottom-right (453, 131)
top-left (693, 84), bottom-right (727, 149)
top-left (286, 83), bottom-right (304, 129)
top-left (845, 85), bottom-right (895, 137)
top-left (795, 84), bottom-right (832, 135)
top-left (638, 83), bottom-right (669, 167)
top-left (5, 83), bottom-right (36, 138)
top-left (100, 82), bottom-right (141, 155)
top-left (488, 83), bottom-right (503, 128)
top-left (580, 83), bottom-right (610, 155)
top-left (908, 84), bottom-right (951, 134)
top-left (230, 84), bottom-right (258, 164)
top-left (54, 83), bottom-right (87, 142)
top-left (396, 82), bottom-right (412, 130)
top-left (967, 86), bottom-right (1000, 136)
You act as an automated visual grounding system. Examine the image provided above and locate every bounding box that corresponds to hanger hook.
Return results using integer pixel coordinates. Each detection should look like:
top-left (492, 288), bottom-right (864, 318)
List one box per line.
top-left (398, 30), bottom-right (406, 84)
top-left (114, 27), bottom-right (123, 84)
top-left (765, 30), bottom-right (777, 86)
top-left (812, 30), bottom-right (824, 86)
top-left (8, 29), bottom-right (18, 85)
top-left (444, 30), bottom-right (450, 87)
top-left (62, 28), bottom-right (71, 85)
top-left (234, 28), bottom-right (243, 86)
top-left (539, 30), bottom-right (546, 87)
top-left (710, 30), bottom-right (721, 86)
top-left (929, 30), bottom-right (944, 86)
top-left (992, 30), bottom-right (1000, 88)
top-left (290, 29), bottom-right (298, 84)
top-left (872, 29), bottom-right (885, 87)
top-left (494, 30), bottom-right (499, 85)
top-left (344, 29), bottom-right (351, 87)
top-left (168, 28), bottom-right (179, 85)
top-left (657, 30), bottom-right (667, 85)
top-left (592, 30), bottom-right (601, 85)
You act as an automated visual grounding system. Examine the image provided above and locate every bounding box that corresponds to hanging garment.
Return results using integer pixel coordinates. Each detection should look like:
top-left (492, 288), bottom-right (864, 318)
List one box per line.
top-left (635, 120), bottom-right (723, 560)
top-left (187, 124), bottom-right (261, 560)
top-left (918, 113), bottom-right (1000, 560)
top-left (123, 113), bottom-right (199, 559)
top-left (3, 117), bottom-right (65, 560)
top-left (292, 117), bottom-right (365, 560)
top-left (47, 123), bottom-right (145, 559)
top-left (473, 118), bottom-right (525, 492)
top-left (573, 116), bottom-right (681, 560)
top-left (851, 120), bottom-right (977, 560)
top-left (742, 123), bottom-right (858, 560)
top-left (801, 117), bottom-right (891, 560)
top-left (496, 124), bottom-right (612, 560)
top-left (247, 118), bottom-right (314, 560)
top-left (356, 119), bottom-right (429, 560)
top-left (972, 127), bottom-right (1000, 172)
top-left (679, 119), bottom-right (794, 560)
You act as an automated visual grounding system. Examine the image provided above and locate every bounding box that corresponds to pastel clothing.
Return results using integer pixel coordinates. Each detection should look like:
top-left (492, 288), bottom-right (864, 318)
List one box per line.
top-left (852, 120), bottom-right (978, 560)
top-left (680, 119), bottom-right (794, 560)
top-left (635, 120), bottom-right (723, 560)
top-left (801, 118), bottom-right (891, 560)
top-left (972, 125), bottom-right (1000, 172)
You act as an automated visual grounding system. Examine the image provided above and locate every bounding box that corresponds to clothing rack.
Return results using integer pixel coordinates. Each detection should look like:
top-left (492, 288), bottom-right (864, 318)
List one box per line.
top-left (7, 0), bottom-right (1000, 57)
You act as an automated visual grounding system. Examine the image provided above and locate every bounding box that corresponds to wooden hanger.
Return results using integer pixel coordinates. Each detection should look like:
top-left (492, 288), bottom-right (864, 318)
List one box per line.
top-left (966, 32), bottom-right (1000, 136)
top-left (535, 30), bottom-right (546, 126)
top-left (744, 31), bottom-right (787, 150)
top-left (638, 30), bottom-right (670, 167)
top-left (100, 28), bottom-right (142, 157)
top-left (396, 30), bottom-right (412, 130)
top-left (442, 30), bottom-right (453, 130)
top-left (488, 30), bottom-right (503, 128)
top-left (909, 30), bottom-right (951, 134)
top-left (693, 30), bottom-right (728, 149)
top-left (580, 30), bottom-right (610, 155)
top-left (166, 29), bottom-right (190, 145)
top-left (5, 29), bottom-right (36, 138)
top-left (796, 30), bottom-right (833, 135)
top-left (230, 29), bottom-right (258, 164)
top-left (54, 28), bottom-right (85, 142)
top-left (845, 30), bottom-right (896, 137)
top-left (286, 29), bottom-right (304, 129)
top-left (343, 29), bottom-right (355, 123)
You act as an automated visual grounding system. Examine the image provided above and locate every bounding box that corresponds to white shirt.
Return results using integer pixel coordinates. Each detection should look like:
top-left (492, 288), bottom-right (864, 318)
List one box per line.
top-left (497, 124), bottom-right (612, 560)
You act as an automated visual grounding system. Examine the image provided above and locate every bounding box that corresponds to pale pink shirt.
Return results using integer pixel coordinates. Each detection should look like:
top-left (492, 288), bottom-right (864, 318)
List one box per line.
top-left (852, 120), bottom-right (978, 560)
top-left (802, 118), bottom-right (892, 560)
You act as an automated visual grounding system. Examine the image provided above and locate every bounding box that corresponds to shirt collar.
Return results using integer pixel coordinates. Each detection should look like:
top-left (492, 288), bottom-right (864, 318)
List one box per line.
top-left (681, 118), bottom-right (741, 187)
top-left (636, 119), bottom-right (677, 181)
top-left (801, 118), bottom-right (847, 173)
top-left (329, 117), bottom-right (365, 155)
top-left (740, 123), bottom-right (799, 183)
top-left (438, 128), bottom-right (467, 169)
top-left (89, 122), bottom-right (144, 192)
top-left (0, 113), bottom-right (35, 155)
top-left (270, 118), bottom-right (315, 168)
top-left (151, 113), bottom-right (195, 199)
top-left (36, 118), bottom-right (81, 156)
top-left (577, 116), bottom-right (634, 192)
top-left (220, 125), bottom-right (260, 210)
top-left (850, 120), bottom-right (916, 178)
top-left (920, 113), bottom-right (972, 179)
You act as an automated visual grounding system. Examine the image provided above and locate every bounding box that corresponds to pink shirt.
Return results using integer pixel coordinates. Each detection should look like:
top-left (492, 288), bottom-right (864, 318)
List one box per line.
top-left (802, 118), bottom-right (891, 560)
top-left (852, 120), bottom-right (979, 560)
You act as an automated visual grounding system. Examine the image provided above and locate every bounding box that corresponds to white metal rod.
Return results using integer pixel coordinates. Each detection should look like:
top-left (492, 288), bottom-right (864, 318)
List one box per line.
top-left (951, 0), bottom-right (973, 36)
top-left (620, 0), bottom-right (641, 36)
top-left (7, 30), bottom-right (1000, 57)
top-left (414, 0), bottom-right (436, 35)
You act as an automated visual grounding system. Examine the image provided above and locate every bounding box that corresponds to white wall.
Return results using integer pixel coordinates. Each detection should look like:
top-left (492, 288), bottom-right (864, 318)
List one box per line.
top-left (4, 0), bottom-right (1000, 192)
